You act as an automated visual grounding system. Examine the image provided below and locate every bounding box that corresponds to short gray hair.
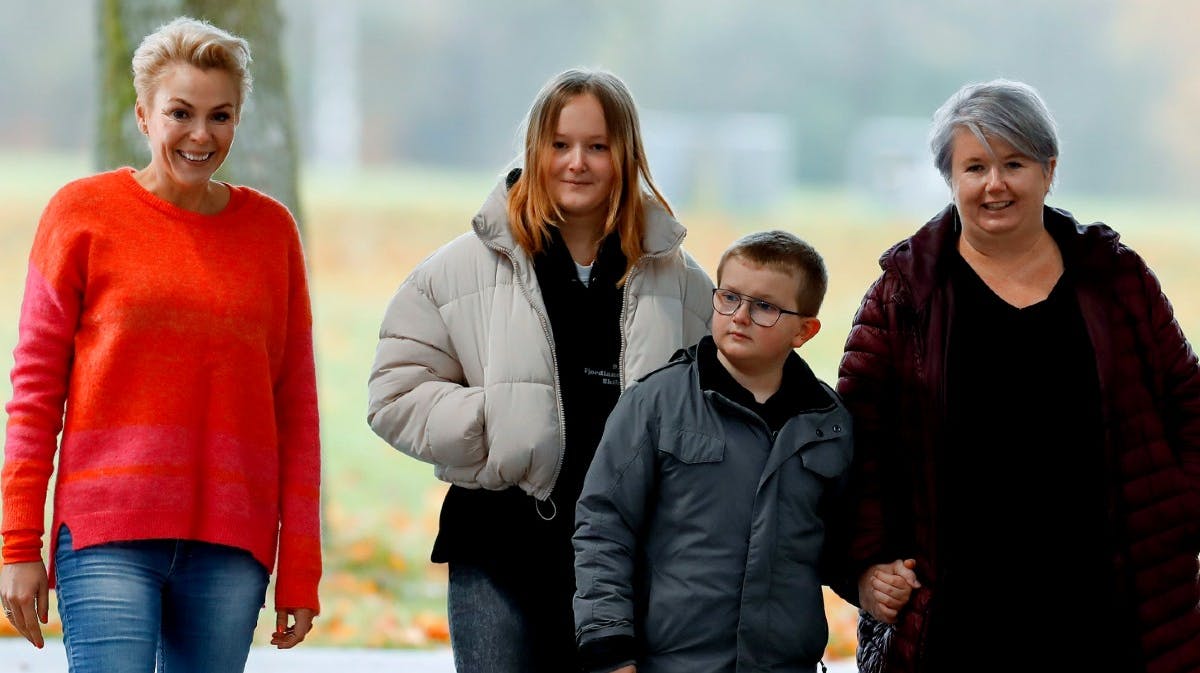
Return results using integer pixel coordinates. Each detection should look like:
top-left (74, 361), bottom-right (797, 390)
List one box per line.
top-left (929, 79), bottom-right (1058, 184)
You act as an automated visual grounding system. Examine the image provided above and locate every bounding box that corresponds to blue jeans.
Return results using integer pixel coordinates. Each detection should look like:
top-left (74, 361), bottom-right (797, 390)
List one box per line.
top-left (54, 525), bottom-right (269, 673)
top-left (447, 561), bottom-right (579, 673)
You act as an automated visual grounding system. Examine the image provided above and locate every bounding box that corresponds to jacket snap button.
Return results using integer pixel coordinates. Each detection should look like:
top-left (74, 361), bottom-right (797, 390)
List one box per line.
top-left (815, 429), bottom-right (824, 438)
top-left (832, 424), bottom-right (842, 433)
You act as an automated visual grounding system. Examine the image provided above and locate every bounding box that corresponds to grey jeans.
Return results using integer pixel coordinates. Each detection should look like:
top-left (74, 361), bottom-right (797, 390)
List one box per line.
top-left (447, 561), bottom-right (579, 673)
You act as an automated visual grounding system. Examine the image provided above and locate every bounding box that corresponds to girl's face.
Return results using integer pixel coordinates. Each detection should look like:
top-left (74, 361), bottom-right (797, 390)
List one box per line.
top-left (547, 93), bottom-right (615, 230)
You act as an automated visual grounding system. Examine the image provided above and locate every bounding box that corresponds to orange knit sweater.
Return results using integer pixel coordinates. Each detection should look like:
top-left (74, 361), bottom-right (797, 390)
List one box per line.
top-left (2, 168), bottom-right (321, 611)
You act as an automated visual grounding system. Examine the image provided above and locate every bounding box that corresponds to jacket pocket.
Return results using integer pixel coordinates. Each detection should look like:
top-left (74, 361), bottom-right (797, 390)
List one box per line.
top-left (656, 427), bottom-right (724, 464)
top-left (800, 437), bottom-right (851, 479)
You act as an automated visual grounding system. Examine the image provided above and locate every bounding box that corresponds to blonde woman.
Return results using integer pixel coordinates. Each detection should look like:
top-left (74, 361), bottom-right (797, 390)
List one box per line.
top-left (369, 68), bottom-right (713, 671)
top-left (0, 17), bottom-right (321, 672)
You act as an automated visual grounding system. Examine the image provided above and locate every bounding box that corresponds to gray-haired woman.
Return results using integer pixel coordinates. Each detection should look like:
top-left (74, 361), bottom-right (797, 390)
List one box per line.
top-left (837, 79), bottom-right (1200, 672)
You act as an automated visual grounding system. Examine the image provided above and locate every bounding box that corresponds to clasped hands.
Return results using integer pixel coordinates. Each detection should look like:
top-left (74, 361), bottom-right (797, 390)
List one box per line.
top-left (858, 558), bottom-right (921, 624)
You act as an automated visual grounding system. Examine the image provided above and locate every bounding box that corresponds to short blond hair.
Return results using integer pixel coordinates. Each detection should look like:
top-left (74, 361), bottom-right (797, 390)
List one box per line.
top-left (132, 16), bottom-right (252, 111)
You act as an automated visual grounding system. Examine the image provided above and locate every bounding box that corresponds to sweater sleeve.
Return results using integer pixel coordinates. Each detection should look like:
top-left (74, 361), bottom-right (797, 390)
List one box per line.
top-left (272, 218), bottom-right (323, 612)
top-left (2, 192), bottom-right (87, 563)
top-left (573, 386), bottom-right (656, 671)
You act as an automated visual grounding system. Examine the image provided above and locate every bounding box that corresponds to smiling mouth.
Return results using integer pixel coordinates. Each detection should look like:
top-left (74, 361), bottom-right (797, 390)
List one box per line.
top-left (563, 180), bottom-right (591, 186)
top-left (178, 150), bottom-right (215, 162)
top-left (983, 201), bottom-right (1013, 210)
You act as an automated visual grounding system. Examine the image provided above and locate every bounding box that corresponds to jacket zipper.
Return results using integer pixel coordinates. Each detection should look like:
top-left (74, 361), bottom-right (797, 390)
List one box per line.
top-left (480, 238), bottom-right (566, 504)
top-left (617, 265), bottom-right (638, 389)
top-left (480, 225), bottom-right (684, 502)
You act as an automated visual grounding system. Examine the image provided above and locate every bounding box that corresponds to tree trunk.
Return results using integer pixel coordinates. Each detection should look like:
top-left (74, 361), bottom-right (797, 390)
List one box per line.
top-left (96, 0), bottom-right (303, 227)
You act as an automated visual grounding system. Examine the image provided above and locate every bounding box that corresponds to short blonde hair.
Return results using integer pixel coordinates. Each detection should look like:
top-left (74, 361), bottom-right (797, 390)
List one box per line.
top-left (132, 16), bottom-right (252, 110)
top-left (506, 68), bottom-right (670, 285)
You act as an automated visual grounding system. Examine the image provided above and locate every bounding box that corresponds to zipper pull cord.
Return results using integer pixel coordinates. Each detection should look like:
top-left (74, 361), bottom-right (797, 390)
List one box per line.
top-left (535, 495), bottom-right (558, 521)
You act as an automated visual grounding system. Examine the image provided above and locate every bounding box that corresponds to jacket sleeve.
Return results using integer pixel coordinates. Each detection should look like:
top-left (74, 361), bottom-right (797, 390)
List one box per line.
top-left (367, 271), bottom-right (487, 476)
top-left (573, 386), bottom-right (656, 672)
top-left (836, 272), bottom-right (901, 589)
top-left (679, 249), bottom-right (715, 345)
top-left (819, 413), bottom-right (860, 605)
top-left (1138, 258), bottom-right (1200, 485)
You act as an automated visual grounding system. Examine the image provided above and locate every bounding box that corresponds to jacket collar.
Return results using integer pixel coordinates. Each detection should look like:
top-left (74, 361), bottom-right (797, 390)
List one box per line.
top-left (471, 167), bottom-right (687, 260)
top-left (672, 337), bottom-right (837, 421)
top-left (882, 203), bottom-right (1123, 310)
top-left (538, 223), bottom-right (626, 287)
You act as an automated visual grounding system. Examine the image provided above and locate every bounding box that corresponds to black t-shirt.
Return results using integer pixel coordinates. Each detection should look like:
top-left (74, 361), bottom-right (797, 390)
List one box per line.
top-left (925, 251), bottom-right (1135, 671)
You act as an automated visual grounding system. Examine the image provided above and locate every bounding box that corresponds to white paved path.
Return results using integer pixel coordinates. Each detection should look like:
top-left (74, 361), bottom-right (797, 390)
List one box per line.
top-left (0, 640), bottom-right (454, 672)
top-left (0, 638), bottom-right (856, 672)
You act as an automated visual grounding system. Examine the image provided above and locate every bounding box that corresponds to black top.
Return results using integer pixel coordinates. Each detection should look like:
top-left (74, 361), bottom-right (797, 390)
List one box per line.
top-left (695, 335), bottom-right (829, 432)
top-left (430, 224), bottom-right (626, 580)
top-left (925, 250), bottom-right (1128, 670)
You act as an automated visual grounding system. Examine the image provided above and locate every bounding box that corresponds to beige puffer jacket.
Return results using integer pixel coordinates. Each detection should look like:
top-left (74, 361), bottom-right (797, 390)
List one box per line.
top-left (368, 177), bottom-right (714, 499)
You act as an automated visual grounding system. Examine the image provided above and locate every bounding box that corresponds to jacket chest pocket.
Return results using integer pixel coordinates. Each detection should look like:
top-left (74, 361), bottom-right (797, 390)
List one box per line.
top-left (656, 428), bottom-right (725, 464)
top-left (778, 437), bottom-right (853, 538)
top-left (655, 428), bottom-right (744, 522)
top-left (800, 437), bottom-right (851, 480)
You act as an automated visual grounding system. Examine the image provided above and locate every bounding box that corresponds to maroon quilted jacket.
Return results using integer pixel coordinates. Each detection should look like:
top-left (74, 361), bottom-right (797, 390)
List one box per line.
top-left (837, 205), bottom-right (1200, 673)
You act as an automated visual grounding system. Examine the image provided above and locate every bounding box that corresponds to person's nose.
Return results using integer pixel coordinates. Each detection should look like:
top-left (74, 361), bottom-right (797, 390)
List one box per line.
top-left (188, 120), bottom-right (212, 143)
top-left (567, 145), bottom-right (586, 172)
top-left (731, 299), bottom-right (753, 325)
top-left (984, 166), bottom-right (1003, 192)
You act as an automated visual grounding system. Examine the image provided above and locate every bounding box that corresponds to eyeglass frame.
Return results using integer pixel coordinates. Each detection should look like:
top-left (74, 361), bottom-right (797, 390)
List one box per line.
top-left (711, 288), bottom-right (805, 328)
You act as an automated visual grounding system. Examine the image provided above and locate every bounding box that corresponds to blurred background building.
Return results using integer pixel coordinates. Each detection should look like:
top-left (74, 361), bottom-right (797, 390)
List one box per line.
top-left (3, 0), bottom-right (1198, 212)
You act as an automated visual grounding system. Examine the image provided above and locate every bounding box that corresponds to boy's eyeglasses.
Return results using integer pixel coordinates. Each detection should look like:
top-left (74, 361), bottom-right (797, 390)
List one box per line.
top-left (712, 288), bottom-right (803, 328)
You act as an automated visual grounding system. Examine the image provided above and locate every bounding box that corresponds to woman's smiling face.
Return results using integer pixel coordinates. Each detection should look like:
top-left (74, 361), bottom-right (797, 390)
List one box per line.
top-left (136, 63), bottom-right (240, 192)
top-left (950, 126), bottom-right (1056, 240)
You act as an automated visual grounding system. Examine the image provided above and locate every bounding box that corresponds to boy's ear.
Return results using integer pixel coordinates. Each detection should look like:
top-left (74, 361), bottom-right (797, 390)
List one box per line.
top-left (791, 317), bottom-right (821, 349)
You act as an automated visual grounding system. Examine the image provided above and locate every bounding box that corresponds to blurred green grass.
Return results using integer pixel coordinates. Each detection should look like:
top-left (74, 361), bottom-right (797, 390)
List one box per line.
top-left (1, 151), bottom-right (1198, 650)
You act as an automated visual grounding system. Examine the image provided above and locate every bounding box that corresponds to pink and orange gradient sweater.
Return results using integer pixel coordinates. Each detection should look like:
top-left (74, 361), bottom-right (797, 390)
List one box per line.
top-left (2, 168), bottom-right (321, 611)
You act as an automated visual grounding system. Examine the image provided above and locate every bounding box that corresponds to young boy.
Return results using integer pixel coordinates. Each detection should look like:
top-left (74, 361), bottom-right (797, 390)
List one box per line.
top-left (573, 231), bottom-right (911, 673)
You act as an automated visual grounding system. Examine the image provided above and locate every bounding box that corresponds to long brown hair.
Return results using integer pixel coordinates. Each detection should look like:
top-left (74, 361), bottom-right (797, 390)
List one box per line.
top-left (506, 68), bottom-right (671, 285)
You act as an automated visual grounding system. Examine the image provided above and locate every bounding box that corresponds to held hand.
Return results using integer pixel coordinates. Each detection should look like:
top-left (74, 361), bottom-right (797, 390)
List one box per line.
top-left (858, 558), bottom-right (921, 624)
top-left (271, 607), bottom-right (316, 649)
top-left (0, 561), bottom-right (49, 648)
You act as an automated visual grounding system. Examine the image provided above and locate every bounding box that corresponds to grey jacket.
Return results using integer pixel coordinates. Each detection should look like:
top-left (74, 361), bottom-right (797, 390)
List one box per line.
top-left (574, 342), bottom-right (853, 673)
